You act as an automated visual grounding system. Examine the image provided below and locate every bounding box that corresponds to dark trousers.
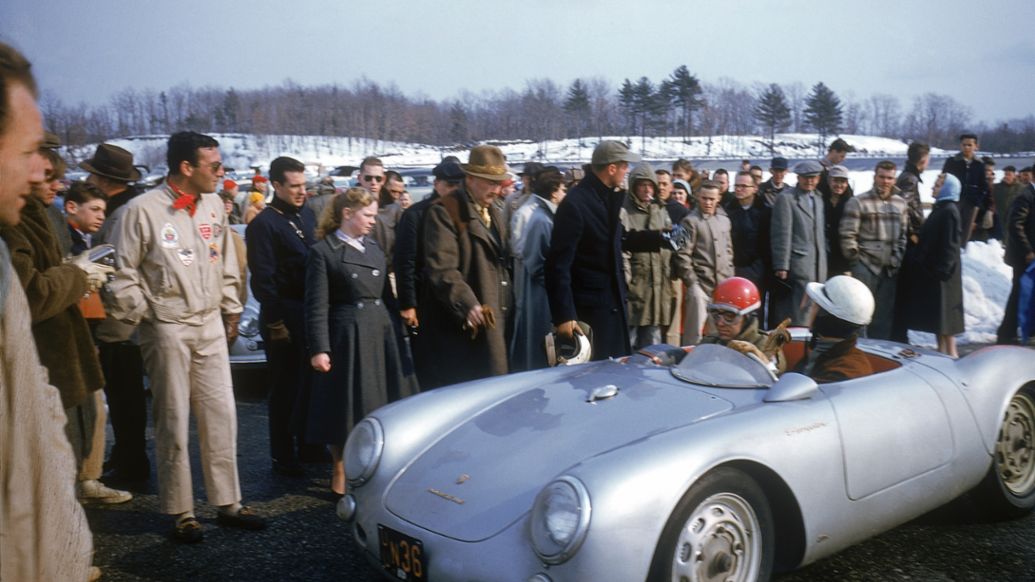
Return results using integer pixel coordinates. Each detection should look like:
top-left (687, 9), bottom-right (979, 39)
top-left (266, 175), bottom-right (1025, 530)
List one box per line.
top-left (261, 307), bottom-right (311, 463)
top-left (99, 340), bottom-right (148, 470)
top-left (997, 266), bottom-right (1024, 343)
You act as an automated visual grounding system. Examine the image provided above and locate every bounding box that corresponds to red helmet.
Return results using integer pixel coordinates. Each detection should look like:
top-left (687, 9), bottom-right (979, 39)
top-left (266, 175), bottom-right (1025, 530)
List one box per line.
top-left (709, 277), bottom-right (761, 315)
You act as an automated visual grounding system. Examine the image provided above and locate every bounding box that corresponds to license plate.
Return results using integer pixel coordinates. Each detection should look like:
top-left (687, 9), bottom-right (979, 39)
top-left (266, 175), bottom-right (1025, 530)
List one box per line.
top-left (378, 524), bottom-right (427, 581)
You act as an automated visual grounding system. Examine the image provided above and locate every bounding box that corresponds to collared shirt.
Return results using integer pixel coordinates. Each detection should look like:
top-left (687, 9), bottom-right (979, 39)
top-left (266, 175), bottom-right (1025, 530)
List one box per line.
top-left (335, 229), bottom-right (365, 253)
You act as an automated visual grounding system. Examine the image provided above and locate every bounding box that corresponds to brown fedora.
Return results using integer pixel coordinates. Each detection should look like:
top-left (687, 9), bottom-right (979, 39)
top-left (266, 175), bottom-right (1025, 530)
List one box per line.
top-left (79, 144), bottom-right (141, 182)
top-left (461, 145), bottom-right (510, 182)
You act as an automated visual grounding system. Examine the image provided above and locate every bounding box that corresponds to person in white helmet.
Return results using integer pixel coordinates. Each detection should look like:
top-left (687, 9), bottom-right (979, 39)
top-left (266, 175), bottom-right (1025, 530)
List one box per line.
top-left (798, 275), bottom-right (875, 383)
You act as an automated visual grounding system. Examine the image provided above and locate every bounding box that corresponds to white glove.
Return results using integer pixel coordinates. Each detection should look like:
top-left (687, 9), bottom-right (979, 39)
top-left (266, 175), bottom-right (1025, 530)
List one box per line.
top-left (69, 250), bottom-right (114, 293)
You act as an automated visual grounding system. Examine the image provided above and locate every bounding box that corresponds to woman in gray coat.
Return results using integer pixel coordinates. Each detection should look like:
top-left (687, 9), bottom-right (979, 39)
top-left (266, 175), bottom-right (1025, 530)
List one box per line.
top-left (305, 188), bottom-right (416, 496)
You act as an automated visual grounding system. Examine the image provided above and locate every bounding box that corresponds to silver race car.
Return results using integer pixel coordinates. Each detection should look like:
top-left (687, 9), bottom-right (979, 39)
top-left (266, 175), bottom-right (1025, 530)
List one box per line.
top-left (338, 337), bottom-right (1035, 581)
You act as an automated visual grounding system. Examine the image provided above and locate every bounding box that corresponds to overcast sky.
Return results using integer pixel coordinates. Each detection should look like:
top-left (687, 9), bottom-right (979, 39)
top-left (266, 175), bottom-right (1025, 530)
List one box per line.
top-left (2, 0), bottom-right (1033, 126)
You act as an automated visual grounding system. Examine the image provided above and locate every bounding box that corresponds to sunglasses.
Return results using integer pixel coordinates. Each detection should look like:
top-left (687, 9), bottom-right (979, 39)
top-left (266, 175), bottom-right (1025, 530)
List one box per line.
top-left (362, 175), bottom-right (384, 183)
top-left (707, 309), bottom-right (740, 324)
top-left (193, 161), bottom-right (223, 172)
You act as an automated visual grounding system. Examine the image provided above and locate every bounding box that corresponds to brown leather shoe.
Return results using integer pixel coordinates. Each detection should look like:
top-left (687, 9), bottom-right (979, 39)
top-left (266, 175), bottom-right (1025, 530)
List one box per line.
top-left (216, 505), bottom-right (266, 531)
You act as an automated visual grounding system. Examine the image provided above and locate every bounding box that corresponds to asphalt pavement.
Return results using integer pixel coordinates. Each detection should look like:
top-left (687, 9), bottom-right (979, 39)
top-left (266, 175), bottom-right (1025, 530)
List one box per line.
top-left (87, 346), bottom-right (1035, 581)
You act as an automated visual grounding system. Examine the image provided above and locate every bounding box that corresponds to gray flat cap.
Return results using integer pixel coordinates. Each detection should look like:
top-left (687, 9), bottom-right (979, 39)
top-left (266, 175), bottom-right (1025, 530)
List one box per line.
top-left (793, 160), bottom-right (824, 176)
top-left (591, 141), bottom-right (641, 166)
top-left (827, 165), bottom-right (850, 179)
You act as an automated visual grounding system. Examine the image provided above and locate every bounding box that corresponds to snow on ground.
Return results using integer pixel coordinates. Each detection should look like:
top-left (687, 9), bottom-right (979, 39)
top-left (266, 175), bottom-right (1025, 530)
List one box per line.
top-left (908, 241), bottom-right (1013, 347)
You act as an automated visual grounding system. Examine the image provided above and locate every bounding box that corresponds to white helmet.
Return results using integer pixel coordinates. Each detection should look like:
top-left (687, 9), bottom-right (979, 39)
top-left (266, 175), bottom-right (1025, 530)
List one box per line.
top-left (544, 331), bottom-right (592, 366)
top-left (806, 276), bottom-right (874, 326)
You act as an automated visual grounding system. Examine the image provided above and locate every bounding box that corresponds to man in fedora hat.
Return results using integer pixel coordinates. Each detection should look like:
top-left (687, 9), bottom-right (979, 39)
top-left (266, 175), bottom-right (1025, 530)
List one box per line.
top-left (80, 143), bottom-right (152, 485)
top-left (546, 140), bottom-right (668, 359)
top-left (417, 145), bottom-right (512, 388)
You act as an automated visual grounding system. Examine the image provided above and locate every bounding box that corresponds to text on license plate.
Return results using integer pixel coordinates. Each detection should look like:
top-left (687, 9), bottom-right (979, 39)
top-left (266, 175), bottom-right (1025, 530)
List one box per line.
top-left (378, 524), bottom-right (426, 581)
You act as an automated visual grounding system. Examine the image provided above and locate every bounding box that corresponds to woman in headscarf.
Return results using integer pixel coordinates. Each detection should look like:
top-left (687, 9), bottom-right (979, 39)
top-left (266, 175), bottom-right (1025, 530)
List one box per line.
top-left (908, 173), bottom-right (964, 357)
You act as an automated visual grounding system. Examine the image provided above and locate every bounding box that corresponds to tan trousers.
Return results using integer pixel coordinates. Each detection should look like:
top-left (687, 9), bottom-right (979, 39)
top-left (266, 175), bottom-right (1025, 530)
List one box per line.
top-left (681, 283), bottom-right (712, 345)
top-left (663, 281), bottom-right (683, 345)
top-left (140, 316), bottom-right (241, 515)
top-left (65, 390), bottom-right (107, 481)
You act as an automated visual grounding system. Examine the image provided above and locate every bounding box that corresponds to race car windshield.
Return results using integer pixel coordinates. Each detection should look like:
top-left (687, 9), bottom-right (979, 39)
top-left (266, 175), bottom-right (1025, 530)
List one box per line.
top-left (670, 344), bottom-right (775, 389)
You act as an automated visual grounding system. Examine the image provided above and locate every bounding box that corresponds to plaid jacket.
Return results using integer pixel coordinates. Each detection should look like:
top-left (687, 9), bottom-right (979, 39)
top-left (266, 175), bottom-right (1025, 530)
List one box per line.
top-left (839, 188), bottom-right (908, 276)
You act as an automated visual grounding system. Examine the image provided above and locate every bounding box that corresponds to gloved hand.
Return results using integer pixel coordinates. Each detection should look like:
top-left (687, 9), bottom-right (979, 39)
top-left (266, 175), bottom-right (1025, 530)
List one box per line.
top-left (223, 313), bottom-right (241, 347)
top-left (762, 318), bottom-right (792, 358)
top-left (68, 249), bottom-right (116, 293)
top-left (727, 340), bottom-right (770, 367)
top-left (267, 320), bottom-right (290, 343)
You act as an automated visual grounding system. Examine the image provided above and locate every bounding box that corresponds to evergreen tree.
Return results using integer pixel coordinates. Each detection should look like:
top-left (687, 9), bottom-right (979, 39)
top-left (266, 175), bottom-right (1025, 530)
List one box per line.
top-left (564, 79), bottom-right (591, 145)
top-left (754, 83), bottom-right (792, 155)
top-left (632, 77), bottom-right (655, 151)
top-left (449, 102), bottom-right (469, 144)
top-left (803, 82), bottom-right (843, 154)
top-left (617, 79), bottom-right (637, 135)
top-left (667, 65), bottom-right (705, 142)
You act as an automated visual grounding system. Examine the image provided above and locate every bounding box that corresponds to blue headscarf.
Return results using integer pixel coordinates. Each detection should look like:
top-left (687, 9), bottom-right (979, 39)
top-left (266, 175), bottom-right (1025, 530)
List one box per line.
top-left (935, 173), bottom-right (961, 203)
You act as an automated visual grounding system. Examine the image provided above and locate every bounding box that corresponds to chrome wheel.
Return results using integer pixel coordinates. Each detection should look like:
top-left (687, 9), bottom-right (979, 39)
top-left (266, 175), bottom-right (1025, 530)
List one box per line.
top-left (996, 391), bottom-right (1035, 497)
top-left (670, 492), bottom-right (762, 582)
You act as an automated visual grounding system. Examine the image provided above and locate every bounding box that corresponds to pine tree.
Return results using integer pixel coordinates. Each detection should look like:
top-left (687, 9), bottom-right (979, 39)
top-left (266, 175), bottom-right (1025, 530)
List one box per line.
top-left (564, 79), bottom-right (591, 146)
top-left (803, 82), bottom-right (843, 154)
top-left (617, 79), bottom-right (637, 136)
top-left (632, 77), bottom-right (655, 151)
top-left (754, 83), bottom-right (792, 155)
top-left (667, 65), bottom-right (705, 142)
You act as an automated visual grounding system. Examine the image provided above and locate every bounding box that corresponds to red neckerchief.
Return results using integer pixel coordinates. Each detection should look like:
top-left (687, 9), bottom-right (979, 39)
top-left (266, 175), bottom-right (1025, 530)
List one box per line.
top-left (169, 183), bottom-right (198, 217)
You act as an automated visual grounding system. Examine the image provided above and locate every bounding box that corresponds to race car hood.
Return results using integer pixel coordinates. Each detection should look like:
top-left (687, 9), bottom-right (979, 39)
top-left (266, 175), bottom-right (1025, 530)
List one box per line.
top-left (384, 363), bottom-right (734, 542)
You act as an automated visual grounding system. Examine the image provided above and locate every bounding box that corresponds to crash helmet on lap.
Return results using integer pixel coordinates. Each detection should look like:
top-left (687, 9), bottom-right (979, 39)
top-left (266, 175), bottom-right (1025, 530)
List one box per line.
top-left (709, 277), bottom-right (761, 316)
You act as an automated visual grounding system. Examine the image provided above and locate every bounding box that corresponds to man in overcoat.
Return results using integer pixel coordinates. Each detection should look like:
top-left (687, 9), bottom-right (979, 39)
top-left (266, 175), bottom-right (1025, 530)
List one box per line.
top-left (418, 145), bottom-right (512, 388)
top-left (545, 141), bottom-right (641, 359)
top-left (998, 164), bottom-right (1035, 344)
top-left (770, 160), bottom-right (827, 326)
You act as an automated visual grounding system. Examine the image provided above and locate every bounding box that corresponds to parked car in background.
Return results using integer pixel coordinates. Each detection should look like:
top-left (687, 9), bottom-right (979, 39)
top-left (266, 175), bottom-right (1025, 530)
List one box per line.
top-left (228, 224), bottom-right (265, 370)
top-left (338, 337), bottom-right (1035, 581)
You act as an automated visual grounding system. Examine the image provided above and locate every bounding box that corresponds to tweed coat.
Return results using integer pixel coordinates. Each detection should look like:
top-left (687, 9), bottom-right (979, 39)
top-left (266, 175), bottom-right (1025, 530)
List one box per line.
top-left (770, 187), bottom-right (827, 325)
top-left (418, 186), bottom-right (511, 388)
top-left (0, 196), bottom-right (102, 408)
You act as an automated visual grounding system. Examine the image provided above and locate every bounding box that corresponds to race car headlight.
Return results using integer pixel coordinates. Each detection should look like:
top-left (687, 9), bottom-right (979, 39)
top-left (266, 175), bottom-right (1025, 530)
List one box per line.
top-left (530, 476), bottom-right (591, 564)
top-left (344, 418), bottom-right (383, 487)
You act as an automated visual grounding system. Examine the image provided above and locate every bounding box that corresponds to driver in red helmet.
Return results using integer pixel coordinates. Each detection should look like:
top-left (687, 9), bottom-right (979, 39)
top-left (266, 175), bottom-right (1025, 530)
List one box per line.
top-left (700, 277), bottom-right (787, 373)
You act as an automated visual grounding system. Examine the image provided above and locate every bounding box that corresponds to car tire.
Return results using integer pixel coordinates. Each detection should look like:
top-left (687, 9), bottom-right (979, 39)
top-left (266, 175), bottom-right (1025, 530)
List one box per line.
top-left (648, 466), bottom-right (774, 582)
top-left (974, 384), bottom-right (1035, 519)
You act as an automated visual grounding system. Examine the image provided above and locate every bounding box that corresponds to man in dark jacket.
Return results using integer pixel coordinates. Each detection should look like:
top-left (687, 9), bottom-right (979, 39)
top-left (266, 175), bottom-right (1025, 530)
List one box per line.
top-left (726, 171), bottom-right (771, 296)
top-left (890, 142), bottom-right (929, 342)
top-left (997, 171), bottom-right (1035, 344)
top-left (394, 157), bottom-right (463, 379)
top-left (943, 133), bottom-right (989, 247)
top-left (245, 156), bottom-right (317, 476)
top-left (81, 143), bottom-right (151, 484)
top-left (817, 138), bottom-right (855, 199)
top-left (418, 146), bottom-right (512, 388)
top-left (546, 140), bottom-right (668, 360)
top-left (759, 157), bottom-right (790, 208)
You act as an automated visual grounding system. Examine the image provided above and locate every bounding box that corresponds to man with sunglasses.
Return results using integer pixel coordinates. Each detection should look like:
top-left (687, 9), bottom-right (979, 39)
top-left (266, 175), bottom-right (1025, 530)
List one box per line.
top-left (105, 131), bottom-right (265, 542)
top-left (700, 277), bottom-right (786, 373)
top-left (357, 156), bottom-right (386, 197)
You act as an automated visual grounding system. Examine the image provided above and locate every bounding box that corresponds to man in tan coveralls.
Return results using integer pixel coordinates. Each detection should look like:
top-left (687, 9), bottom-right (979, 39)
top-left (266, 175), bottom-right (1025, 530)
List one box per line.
top-left (105, 131), bottom-right (265, 543)
top-left (0, 41), bottom-right (95, 581)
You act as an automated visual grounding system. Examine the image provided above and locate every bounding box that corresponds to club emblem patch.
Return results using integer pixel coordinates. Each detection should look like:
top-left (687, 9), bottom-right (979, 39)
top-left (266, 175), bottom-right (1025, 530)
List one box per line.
top-left (199, 224), bottom-right (212, 241)
top-left (209, 243), bottom-right (220, 263)
top-left (177, 248), bottom-right (195, 266)
top-left (160, 223), bottom-right (179, 248)
top-left (212, 224), bottom-right (223, 239)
